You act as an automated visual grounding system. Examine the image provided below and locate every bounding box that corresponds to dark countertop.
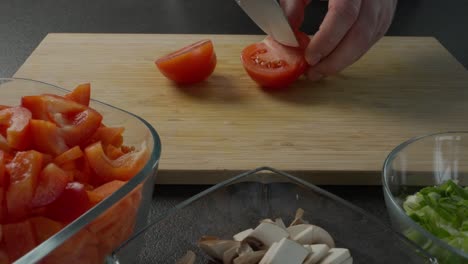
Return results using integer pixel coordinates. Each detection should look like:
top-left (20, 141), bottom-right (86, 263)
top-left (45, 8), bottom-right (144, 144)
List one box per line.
top-left (1, 0), bottom-right (467, 229)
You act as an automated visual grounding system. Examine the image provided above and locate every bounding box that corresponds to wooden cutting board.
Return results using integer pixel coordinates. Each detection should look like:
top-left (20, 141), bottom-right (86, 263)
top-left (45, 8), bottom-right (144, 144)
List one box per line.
top-left (14, 33), bottom-right (468, 184)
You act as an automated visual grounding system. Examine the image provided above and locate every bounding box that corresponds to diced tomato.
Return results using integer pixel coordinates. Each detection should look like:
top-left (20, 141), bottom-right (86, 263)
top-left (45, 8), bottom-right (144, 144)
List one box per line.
top-left (22, 95), bottom-right (103, 147)
top-left (85, 142), bottom-right (149, 184)
top-left (64, 83), bottom-right (91, 106)
top-left (29, 217), bottom-right (64, 243)
top-left (93, 180), bottom-right (126, 198)
top-left (86, 191), bottom-right (104, 207)
top-left (6, 151), bottom-right (43, 221)
top-left (0, 106), bottom-right (10, 111)
top-left (2, 220), bottom-right (37, 262)
top-left (54, 146), bottom-right (83, 165)
top-left (0, 136), bottom-right (9, 153)
top-left (46, 182), bottom-right (91, 223)
top-left (106, 144), bottom-right (125, 160)
top-left (86, 126), bottom-right (124, 148)
top-left (0, 247), bottom-right (9, 264)
top-left (241, 31), bottom-right (310, 89)
top-left (31, 164), bottom-right (69, 208)
top-left (0, 107), bottom-right (32, 150)
top-left (155, 39), bottom-right (217, 84)
top-left (30, 120), bottom-right (68, 156)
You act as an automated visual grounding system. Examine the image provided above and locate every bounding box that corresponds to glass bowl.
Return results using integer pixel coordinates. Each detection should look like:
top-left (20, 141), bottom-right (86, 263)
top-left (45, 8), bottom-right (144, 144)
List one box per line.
top-left (111, 167), bottom-right (436, 264)
top-left (383, 132), bottom-right (468, 263)
top-left (0, 78), bottom-right (161, 264)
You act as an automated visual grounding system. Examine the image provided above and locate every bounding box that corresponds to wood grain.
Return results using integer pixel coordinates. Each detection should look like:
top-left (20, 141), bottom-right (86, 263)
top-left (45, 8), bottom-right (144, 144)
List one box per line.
top-left (14, 33), bottom-right (468, 184)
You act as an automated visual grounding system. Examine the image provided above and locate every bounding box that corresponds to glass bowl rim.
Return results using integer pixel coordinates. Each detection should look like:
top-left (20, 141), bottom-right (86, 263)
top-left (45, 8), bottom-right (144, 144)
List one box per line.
top-left (0, 78), bottom-right (162, 264)
top-left (115, 166), bottom-right (436, 263)
top-left (382, 131), bottom-right (468, 259)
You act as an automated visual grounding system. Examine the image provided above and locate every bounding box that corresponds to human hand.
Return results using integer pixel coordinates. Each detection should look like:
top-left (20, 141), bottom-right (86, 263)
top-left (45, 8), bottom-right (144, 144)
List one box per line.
top-left (280, 0), bottom-right (398, 80)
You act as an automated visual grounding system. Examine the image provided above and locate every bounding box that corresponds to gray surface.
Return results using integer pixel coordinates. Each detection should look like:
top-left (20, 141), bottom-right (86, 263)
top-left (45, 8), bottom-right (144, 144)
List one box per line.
top-left (0, 0), bottom-right (467, 235)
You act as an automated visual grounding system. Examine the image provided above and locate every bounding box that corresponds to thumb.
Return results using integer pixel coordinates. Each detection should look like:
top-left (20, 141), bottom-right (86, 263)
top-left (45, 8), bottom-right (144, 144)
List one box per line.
top-left (280, 0), bottom-right (311, 29)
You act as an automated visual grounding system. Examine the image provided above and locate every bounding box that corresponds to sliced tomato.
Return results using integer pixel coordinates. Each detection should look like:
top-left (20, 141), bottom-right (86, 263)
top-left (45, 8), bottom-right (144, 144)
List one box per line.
top-left (0, 152), bottom-right (5, 224)
top-left (30, 120), bottom-right (68, 156)
top-left (29, 216), bottom-right (64, 243)
top-left (46, 182), bottom-right (91, 223)
top-left (0, 107), bottom-right (32, 150)
top-left (86, 126), bottom-right (124, 148)
top-left (0, 105), bottom-right (10, 111)
top-left (22, 95), bottom-right (102, 147)
top-left (6, 151), bottom-right (43, 221)
top-left (2, 220), bottom-right (37, 262)
top-left (155, 39), bottom-right (217, 84)
top-left (241, 31), bottom-right (310, 89)
top-left (0, 247), bottom-right (9, 264)
top-left (31, 164), bottom-right (70, 208)
top-left (64, 83), bottom-right (91, 106)
top-left (87, 190), bottom-right (104, 207)
top-left (54, 146), bottom-right (83, 165)
top-left (106, 144), bottom-right (125, 160)
top-left (85, 142), bottom-right (149, 184)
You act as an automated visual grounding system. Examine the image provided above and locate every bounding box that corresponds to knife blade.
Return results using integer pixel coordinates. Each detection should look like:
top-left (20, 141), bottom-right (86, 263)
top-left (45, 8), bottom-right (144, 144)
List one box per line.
top-left (236, 0), bottom-right (299, 47)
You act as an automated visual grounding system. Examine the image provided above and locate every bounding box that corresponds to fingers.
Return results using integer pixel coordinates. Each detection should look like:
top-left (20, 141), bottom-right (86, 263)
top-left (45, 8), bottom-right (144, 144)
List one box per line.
top-left (307, 0), bottom-right (382, 79)
top-left (305, 0), bottom-right (362, 66)
top-left (280, 0), bottom-right (310, 29)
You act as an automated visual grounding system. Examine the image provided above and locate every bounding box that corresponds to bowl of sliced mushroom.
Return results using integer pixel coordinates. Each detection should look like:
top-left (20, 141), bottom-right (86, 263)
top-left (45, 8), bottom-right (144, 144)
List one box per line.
top-left (179, 208), bottom-right (353, 264)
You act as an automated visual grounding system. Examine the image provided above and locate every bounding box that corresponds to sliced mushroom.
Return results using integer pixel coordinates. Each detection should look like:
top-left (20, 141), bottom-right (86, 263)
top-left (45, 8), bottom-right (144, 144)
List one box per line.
top-left (287, 224), bottom-right (335, 248)
top-left (233, 229), bottom-right (254, 242)
top-left (198, 239), bottom-right (240, 261)
top-left (223, 246), bottom-right (239, 264)
top-left (303, 244), bottom-right (330, 264)
top-left (233, 250), bottom-right (267, 264)
top-left (237, 241), bottom-right (254, 256)
top-left (176, 250), bottom-right (196, 264)
top-left (259, 238), bottom-right (309, 264)
top-left (318, 248), bottom-right (351, 264)
top-left (341, 257), bottom-right (353, 264)
top-left (274, 218), bottom-right (287, 230)
top-left (246, 222), bottom-right (289, 249)
top-left (289, 208), bottom-right (309, 226)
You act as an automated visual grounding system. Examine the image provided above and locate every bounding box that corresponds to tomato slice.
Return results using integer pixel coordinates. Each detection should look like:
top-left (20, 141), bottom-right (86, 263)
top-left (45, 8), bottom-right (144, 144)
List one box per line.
top-left (29, 216), bottom-right (64, 243)
top-left (64, 83), bottom-right (91, 106)
top-left (84, 142), bottom-right (149, 184)
top-left (2, 220), bottom-right (37, 262)
top-left (85, 126), bottom-right (124, 148)
top-left (155, 39), bottom-right (217, 84)
top-left (241, 32), bottom-right (310, 89)
top-left (46, 182), bottom-right (91, 223)
top-left (0, 107), bottom-right (32, 150)
top-left (105, 144), bottom-right (125, 160)
top-left (54, 146), bottom-right (83, 165)
top-left (31, 163), bottom-right (70, 208)
top-left (22, 95), bottom-right (103, 147)
top-left (30, 120), bottom-right (69, 156)
top-left (6, 151), bottom-right (43, 221)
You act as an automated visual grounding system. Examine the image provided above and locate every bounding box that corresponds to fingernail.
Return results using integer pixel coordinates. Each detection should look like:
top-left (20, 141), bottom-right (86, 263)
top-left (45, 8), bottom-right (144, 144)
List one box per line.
top-left (307, 69), bottom-right (324, 81)
top-left (306, 53), bottom-right (322, 66)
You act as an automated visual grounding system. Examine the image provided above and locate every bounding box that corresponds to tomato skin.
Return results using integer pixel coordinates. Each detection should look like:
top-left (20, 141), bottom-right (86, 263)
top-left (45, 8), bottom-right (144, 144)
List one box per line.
top-left (241, 32), bottom-right (310, 90)
top-left (46, 182), bottom-right (91, 223)
top-left (6, 151), bottom-right (43, 221)
top-left (31, 163), bottom-right (70, 208)
top-left (155, 39), bottom-right (217, 84)
top-left (65, 83), bottom-right (91, 106)
top-left (0, 107), bottom-right (32, 150)
top-left (85, 142), bottom-right (149, 184)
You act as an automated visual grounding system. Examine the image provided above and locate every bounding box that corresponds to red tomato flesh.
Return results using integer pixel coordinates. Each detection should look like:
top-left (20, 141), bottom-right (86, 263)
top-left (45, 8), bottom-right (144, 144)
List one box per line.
top-left (31, 164), bottom-right (70, 208)
top-left (155, 39), bottom-right (217, 84)
top-left (2, 220), bottom-right (37, 262)
top-left (241, 32), bottom-right (310, 89)
top-left (46, 181), bottom-right (91, 222)
top-left (0, 107), bottom-right (32, 150)
top-left (64, 83), bottom-right (91, 106)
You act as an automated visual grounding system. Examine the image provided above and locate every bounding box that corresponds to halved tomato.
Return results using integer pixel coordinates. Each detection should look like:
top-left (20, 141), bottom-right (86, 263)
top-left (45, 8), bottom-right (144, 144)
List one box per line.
top-left (241, 31), bottom-right (310, 89)
top-left (64, 83), bottom-right (91, 106)
top-left (84, 142), bottom-right (149, 184)
top-left (31, 163), bottom-right (70, 208)
top-left (6, 151), bottom-right (43, 221)
top-left (0, 107), bottom-right (32, 150)
top-left (155, 39), bottom-right (217, 84)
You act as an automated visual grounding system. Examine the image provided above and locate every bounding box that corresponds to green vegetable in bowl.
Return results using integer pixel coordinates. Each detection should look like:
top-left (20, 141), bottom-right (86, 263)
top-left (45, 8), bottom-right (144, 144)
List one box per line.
top-left (403, 180), bottom-right (468, 253)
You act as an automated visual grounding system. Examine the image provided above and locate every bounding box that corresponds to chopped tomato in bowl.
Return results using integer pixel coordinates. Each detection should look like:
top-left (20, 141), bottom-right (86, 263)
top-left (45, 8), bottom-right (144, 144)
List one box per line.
top-left (0, 78), bottom-right (161, 264)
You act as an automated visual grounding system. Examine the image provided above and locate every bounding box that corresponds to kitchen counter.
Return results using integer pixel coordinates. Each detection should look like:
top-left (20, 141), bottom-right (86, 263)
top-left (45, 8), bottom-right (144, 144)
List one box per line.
top-left (1, 0), bottom-right (467, 240)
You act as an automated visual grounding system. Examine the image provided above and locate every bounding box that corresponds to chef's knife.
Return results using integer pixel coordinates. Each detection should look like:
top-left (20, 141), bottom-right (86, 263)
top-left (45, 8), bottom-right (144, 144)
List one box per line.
top-left (236, 0), bottom-right (299, 47)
